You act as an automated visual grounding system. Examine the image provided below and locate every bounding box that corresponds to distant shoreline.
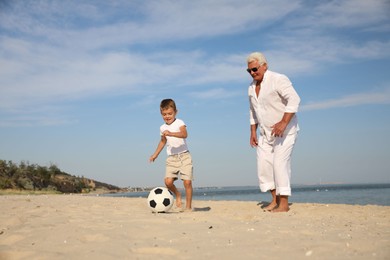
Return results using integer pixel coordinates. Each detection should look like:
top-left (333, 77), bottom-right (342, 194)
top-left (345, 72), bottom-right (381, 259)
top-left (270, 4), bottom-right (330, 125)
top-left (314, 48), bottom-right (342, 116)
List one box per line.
top-left (2, 182), bottom-right (389, 196)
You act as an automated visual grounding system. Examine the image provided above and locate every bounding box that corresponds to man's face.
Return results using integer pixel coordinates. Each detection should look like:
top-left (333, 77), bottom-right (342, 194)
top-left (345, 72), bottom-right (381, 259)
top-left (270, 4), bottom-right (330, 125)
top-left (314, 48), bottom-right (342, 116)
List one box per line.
top-left (161, 107), bottom-right (176, 125)
top-left (247, 60), bottom-right (267, 82)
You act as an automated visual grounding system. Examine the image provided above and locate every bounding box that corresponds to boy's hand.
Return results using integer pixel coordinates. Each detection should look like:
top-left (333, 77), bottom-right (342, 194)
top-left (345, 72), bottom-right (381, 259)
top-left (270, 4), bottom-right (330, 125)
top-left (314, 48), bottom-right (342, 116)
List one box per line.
top-left (162, 130), bottom-right (171, 137)
top-left (149, 155), bottom-right (157, 162)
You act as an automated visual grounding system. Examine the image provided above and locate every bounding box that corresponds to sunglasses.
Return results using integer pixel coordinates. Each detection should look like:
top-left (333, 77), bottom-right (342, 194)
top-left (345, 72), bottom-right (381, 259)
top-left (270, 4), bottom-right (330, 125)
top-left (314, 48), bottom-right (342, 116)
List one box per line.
top-left (246, 66), bottom-right (260, 73)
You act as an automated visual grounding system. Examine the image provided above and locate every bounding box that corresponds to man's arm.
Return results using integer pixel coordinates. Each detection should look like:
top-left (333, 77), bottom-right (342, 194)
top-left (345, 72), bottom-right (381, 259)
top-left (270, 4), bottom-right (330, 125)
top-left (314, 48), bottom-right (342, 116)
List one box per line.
top-left (250, 124), bottom-right (258, 147)
top-left (271, 113), bottom-right (295, 137)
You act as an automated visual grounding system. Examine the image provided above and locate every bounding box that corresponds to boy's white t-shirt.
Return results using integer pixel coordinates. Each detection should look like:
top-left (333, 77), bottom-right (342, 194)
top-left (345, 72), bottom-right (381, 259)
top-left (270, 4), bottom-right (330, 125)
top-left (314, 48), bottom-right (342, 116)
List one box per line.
top-left (160, 118), bottom-right (188, 156)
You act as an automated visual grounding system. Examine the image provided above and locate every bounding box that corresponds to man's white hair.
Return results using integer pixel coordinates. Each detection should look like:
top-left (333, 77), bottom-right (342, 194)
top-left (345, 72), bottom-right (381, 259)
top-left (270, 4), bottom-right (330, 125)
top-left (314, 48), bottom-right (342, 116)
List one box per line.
top-left (247, 52), bottom-right (267, 65)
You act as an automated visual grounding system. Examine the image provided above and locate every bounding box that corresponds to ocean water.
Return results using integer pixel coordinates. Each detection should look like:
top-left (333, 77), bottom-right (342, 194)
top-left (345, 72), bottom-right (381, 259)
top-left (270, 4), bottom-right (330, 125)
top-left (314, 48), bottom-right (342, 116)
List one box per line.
top-left (105, 183), bottom-right (390, 206)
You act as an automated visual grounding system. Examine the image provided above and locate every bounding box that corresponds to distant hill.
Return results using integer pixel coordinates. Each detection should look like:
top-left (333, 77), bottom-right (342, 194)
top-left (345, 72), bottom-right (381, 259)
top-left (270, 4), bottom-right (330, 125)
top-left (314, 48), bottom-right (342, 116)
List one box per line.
top-left (0, 160), bottom-right (123, 194)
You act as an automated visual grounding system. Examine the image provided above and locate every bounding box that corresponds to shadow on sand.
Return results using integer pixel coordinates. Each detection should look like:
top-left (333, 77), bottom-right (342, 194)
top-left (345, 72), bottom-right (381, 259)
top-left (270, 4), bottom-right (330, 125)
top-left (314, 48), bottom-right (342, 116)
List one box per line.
top-left (193, 206), bottom-right (211, 212)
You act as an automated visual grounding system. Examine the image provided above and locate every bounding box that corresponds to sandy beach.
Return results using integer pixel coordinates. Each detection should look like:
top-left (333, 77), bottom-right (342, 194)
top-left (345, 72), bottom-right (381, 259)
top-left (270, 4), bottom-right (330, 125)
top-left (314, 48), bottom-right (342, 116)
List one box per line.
top-left (0, 195), bottom-right (389, 259)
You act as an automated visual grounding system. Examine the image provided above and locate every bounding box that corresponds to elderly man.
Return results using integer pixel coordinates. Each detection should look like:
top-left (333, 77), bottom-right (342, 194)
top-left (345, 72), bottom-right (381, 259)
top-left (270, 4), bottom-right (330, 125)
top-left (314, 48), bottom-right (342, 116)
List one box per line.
top-left (247, 52), bottom-right (300, 212)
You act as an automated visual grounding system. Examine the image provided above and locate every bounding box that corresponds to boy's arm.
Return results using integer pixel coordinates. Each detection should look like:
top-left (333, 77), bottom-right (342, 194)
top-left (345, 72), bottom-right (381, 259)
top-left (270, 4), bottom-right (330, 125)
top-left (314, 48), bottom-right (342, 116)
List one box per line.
top-left (149, 136), bottom-right (167, 162)
top-left (162, 125), bottom-right (188, 138)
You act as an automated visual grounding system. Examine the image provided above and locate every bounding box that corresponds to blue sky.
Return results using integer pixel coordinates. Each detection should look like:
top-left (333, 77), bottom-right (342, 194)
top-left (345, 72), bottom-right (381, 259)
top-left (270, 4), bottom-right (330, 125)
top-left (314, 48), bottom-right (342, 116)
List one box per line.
top-left (1, 0), bottom-right (389, 188)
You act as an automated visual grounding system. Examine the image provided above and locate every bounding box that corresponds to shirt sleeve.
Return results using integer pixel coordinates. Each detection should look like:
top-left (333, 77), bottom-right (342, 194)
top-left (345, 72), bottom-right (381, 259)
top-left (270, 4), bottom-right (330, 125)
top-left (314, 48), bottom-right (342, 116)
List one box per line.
top-left (177, 119), bottom-right (186, 128)
top-left (159, 125), bottom-right (165, 136)
top-left (276, 75), bottom-right (301, 113)
top-left (248, 86), bottom-right (258, 125)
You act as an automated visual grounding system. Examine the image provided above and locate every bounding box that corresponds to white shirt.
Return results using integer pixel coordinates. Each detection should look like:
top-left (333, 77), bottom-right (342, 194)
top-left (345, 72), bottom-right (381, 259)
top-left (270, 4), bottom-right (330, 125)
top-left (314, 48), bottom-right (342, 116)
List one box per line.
top-left (248, 70), bottom-right (300, 141)
top-left (160, 118), bottom-right (189, 155)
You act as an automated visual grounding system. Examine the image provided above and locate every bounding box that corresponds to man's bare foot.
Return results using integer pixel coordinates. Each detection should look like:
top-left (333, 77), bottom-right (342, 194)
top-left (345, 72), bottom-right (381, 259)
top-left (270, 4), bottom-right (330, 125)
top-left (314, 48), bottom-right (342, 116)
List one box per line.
top-left (271, 196), bottom-right (289, 212)
top-left (263, 202), bottom-right (278, 211)
top-left (262, 189), bottom-right (278, 211)
top-left (271, 205), bottom-right (289, 213)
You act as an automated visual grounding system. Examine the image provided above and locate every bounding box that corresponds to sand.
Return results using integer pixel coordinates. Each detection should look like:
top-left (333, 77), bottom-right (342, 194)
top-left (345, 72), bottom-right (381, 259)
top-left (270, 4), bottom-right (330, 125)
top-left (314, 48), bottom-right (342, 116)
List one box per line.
top-left (0, 195), bottom-right (389, 260)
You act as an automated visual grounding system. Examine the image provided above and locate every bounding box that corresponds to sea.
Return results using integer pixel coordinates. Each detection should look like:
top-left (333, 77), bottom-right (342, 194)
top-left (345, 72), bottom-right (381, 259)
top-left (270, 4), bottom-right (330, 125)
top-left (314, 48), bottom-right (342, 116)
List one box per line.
top-left (104, 183), bottom-right (390, 206)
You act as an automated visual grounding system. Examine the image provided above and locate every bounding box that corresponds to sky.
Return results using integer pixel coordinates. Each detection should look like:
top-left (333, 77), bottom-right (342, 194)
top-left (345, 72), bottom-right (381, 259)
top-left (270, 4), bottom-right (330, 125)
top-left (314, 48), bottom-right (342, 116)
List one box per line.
top-left (1, 0), bottom-right (389, 189)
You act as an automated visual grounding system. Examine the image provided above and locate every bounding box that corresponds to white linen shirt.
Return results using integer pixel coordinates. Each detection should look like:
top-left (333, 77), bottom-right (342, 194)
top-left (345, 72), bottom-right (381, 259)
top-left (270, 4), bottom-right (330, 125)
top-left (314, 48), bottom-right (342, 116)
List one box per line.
top-left (160, 118), bottom-right (189, 155)
top-left (248, 70), bottom-right (300, 141)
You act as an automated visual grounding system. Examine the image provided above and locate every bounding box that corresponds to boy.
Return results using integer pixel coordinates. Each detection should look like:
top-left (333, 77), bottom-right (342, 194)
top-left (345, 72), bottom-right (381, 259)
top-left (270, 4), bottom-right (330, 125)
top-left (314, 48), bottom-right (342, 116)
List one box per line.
top-left (149, 99), bottom-right (193, 211)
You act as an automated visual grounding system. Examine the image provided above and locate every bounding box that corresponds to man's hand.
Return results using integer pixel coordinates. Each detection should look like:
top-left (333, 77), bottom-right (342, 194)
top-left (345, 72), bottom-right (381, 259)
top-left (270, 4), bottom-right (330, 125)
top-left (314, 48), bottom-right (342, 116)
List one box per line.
top-left (271, 121), bottom-right (288, 137)
top-left (250, 133), bottom-right (258, 147)
top-left (271, 113), bottom-right (295, 137)
top-left (250, 124), bottom-right (258, 147)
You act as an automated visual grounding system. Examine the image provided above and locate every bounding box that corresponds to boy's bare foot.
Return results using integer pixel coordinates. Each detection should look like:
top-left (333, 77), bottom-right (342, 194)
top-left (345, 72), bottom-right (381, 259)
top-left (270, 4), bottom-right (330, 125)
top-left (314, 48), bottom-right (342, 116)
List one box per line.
top-left (175, 195), bottom-right (182, 208)
top-left (171, 206), bottom-right (184, 213)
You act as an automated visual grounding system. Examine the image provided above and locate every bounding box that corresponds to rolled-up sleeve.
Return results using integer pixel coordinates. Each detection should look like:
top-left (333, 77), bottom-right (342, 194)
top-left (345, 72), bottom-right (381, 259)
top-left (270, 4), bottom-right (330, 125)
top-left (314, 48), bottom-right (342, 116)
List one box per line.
top-left (249, 101), bottom-right (258, 125)
top-left (248, 87), bottom-right (259, 125)
top-left (277, 75), bottom-right (300, 113)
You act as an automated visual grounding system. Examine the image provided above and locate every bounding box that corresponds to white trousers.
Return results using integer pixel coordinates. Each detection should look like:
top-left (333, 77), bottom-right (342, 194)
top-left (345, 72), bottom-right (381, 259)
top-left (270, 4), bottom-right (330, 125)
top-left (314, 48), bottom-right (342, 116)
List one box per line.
top-left (256, 132), bottom-right (297, 196)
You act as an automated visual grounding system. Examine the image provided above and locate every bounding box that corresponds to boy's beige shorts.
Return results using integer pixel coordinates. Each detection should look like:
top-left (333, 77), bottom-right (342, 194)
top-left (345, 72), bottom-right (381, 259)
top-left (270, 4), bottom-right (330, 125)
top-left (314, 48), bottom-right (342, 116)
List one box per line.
top-left (165, 151), bottom-right (193, 181)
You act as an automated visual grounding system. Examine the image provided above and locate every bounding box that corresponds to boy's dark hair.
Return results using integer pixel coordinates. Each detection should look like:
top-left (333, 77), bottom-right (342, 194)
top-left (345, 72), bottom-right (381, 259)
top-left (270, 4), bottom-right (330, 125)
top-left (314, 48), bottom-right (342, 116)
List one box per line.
top-left (160, 99), bottom-right (177, 111)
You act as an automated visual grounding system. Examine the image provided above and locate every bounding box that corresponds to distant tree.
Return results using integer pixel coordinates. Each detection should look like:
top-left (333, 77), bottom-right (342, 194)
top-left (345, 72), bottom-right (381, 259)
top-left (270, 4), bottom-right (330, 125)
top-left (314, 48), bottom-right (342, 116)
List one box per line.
top-left (0, 177), bottom-right (11, 189)
top-left (7, 160), bottom-right (18, 178)
top-left (0, 160), bottom-right (7, 176)
top-left (49, 164), bottom-right (61, 176)
top-left (0, 159), bottom-right (121, 193)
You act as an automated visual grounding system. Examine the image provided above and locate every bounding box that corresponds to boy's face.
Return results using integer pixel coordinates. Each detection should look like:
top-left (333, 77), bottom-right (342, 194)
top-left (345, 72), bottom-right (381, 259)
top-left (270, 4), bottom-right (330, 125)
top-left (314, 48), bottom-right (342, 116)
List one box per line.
top-left (161, 107), bottom-right (176, 125)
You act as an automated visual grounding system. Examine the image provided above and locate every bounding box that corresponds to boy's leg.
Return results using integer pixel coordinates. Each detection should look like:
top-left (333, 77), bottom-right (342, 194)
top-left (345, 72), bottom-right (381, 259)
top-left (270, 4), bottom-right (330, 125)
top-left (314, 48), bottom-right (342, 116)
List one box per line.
top-left (178, 152), bottom-right (193, 210)
top-left (165, 177), bottom-right (182, 208)
top-left (183, 180), bottom-right (193, 210)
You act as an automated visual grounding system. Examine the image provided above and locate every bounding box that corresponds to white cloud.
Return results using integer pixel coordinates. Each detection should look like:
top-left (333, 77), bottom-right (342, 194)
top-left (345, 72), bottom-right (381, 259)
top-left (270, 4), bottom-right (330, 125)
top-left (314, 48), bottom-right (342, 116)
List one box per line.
top-left (288, 0), bottom-right (390, 30)
top-left (142, 0), bottom-right (299, 40)
top-left (0, 115), bottom-right (76, 128)
top-left (262, 0), bottom-right (390, 72)
top-left (0, 38), bottom-right (246, 111)
top-left (264, 38), bottom-right (390, 77)
top-left (0, 0), bottom-right (389, 126)
top-left (189, 88), bottom-right (241, 99)
top-left (0, 0), bottom-right (300, 50)
top-left (301, 88), bottom-right (390, 111)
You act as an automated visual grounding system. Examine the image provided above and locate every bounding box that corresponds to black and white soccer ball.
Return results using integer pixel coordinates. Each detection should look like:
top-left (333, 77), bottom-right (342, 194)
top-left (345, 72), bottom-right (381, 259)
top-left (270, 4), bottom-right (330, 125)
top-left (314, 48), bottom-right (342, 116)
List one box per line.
top-left (147, 187), bottom-right (174, 213)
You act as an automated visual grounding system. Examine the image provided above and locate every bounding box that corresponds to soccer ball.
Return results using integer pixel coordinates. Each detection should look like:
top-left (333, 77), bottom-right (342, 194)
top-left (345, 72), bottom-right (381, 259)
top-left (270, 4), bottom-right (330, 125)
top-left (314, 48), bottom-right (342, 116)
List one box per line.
top-left (147, 187), bottom-right (174, 213)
